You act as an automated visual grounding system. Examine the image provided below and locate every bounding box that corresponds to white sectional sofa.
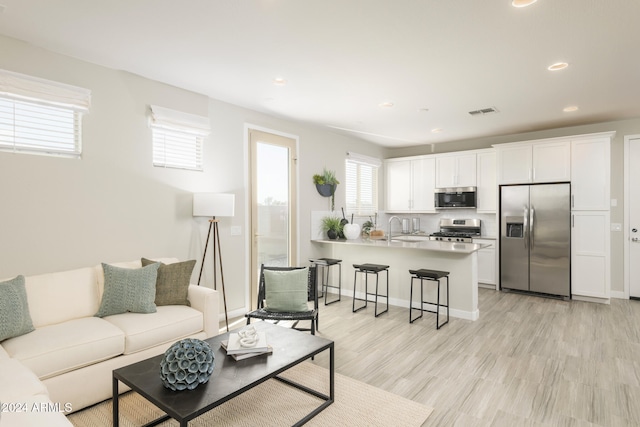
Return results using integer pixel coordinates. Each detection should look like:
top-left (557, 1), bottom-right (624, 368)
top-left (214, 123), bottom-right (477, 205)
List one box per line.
top-left (0, 258), bottom-right (219, 427)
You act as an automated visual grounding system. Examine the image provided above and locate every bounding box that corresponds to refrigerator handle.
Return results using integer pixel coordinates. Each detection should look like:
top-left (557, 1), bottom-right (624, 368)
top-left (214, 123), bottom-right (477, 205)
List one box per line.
top-left (523, 206), bottom-right (529, 249)
top-left (530, 206), bottom-right (535, 250)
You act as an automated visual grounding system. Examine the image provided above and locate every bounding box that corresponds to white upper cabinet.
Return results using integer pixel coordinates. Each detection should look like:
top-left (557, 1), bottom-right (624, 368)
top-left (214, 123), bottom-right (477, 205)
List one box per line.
top-left (411, 157), bottom-right (436, 212)
top-left (385, 159), bottom-right (412, 212)
top-left (476, 150), bottom-right (497, 213)
top-left (571, 136), bottom-right (611, 210)
top-left (385, 156), bottom-right (436, 213)
top-left (496, 140), bottom-right (570, 184)
top-left (435, 153), bottom-right (477, 188)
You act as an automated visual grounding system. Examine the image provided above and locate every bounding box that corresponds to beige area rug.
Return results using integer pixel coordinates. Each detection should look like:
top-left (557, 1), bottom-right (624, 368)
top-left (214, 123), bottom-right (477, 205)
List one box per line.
top-left (68, 362), bottom-right (432, 426)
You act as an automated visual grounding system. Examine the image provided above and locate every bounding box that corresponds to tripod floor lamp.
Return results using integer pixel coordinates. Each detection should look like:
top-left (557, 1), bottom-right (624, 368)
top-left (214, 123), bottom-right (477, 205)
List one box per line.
top-left (193, 192), bottom-right (235, 332)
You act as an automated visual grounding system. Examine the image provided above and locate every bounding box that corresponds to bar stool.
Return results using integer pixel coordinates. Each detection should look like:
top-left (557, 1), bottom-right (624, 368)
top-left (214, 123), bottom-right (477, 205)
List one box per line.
top-left (352, 263), bottom-right (389, 317)
top-left (309, 258), bottom-right (342, 305)
top-left (409, 269), bottom-right (449, 329)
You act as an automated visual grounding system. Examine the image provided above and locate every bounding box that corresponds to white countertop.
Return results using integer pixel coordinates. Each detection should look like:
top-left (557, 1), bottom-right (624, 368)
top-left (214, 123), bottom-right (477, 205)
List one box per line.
top-left (312, 237), bottom-right (489, 254)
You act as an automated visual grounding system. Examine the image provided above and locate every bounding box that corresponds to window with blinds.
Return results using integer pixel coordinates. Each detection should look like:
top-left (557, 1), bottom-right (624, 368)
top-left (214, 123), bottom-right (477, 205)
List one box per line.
top-left (0, 69), bottom-right (90, 158)
top-left (345, 152), bottom-right (380, 216)
top-left (149, 105), bottom-right (210, 171)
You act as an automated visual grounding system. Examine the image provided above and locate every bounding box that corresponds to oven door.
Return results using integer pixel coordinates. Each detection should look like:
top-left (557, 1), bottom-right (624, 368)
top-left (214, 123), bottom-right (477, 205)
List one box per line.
top-left (434, 187), bottom-right (477, 209)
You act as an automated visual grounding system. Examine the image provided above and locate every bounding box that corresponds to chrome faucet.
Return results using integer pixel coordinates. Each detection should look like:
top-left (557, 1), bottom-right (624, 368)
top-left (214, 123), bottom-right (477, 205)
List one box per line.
top-left (388, 216), bottom-right (402, 240)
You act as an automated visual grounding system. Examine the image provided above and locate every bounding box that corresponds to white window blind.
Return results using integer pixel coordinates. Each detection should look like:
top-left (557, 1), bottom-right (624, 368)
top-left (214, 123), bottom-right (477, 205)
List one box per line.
top-left (0, 69), bottom-right (90, 158)
top-left (345, 152), bottom-right (381, 216)
top-left (149, 105), bottom-right (210, 171)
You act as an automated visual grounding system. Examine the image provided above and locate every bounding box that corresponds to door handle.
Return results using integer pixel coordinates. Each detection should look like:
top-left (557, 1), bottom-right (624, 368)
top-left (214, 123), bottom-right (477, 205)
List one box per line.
top-left (523, 206), bottom-right (529, 249)
top-left (530, 206), bottom-right (535, 250)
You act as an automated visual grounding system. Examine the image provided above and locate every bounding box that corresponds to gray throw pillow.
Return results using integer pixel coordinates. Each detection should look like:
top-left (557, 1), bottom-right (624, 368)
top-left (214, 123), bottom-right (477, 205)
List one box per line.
top-left (264, 268), bottom-right (309, 313)
top-left (0, 275), bottom-right (35, 341)
top-left (95, 262), bottom-right (160, 317)
top-left (141, 258), bottom-right (196, 306)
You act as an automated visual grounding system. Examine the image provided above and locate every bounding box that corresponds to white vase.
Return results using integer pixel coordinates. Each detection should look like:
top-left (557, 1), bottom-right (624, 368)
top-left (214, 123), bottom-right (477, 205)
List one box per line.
top-left (343, 223), bottom-right (361, 240)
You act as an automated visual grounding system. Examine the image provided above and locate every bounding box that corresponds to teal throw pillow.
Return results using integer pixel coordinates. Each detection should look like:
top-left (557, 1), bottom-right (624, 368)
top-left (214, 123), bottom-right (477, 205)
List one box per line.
top-left (264, 268), bottom-right (309, 313)
top-left (0, 275), bottom-right (35, 341)
top-left (95, 262), bottom-right (160, 317)
top-left (141, 258), bottom-right (196, 306)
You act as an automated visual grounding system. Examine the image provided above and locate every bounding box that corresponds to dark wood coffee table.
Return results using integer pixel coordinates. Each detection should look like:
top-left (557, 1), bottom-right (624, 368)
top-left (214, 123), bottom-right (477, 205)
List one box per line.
top-left (112, 322), bottom-right (334, 427)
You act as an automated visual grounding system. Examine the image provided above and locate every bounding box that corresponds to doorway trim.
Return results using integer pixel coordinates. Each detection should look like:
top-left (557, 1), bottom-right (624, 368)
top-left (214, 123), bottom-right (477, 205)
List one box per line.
top-left (623, 134), bottom-right (640, 299)
top-left (243, 123), bottom-right (300, 310)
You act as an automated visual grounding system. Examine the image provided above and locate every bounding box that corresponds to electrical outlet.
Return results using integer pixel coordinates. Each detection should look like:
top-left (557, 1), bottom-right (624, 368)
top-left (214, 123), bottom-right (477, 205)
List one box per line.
top-left (230, 226), bottom-right (241, 236)
top-left (611, 223), bottom-right (622, 232)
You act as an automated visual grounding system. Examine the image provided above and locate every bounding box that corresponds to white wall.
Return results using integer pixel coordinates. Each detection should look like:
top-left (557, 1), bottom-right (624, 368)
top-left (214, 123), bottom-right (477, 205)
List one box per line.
top-left (0, 35), bottom-right (386, 320)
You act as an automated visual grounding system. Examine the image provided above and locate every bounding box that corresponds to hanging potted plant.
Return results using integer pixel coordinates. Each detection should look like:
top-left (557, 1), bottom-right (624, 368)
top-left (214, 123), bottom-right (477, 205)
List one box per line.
top-left (313, 168), bottom-right (339, 211)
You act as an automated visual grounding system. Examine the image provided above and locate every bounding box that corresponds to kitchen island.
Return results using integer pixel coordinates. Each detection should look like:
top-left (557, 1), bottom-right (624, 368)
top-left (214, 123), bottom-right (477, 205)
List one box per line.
top-left (312, 237), bottom-right (488, 321)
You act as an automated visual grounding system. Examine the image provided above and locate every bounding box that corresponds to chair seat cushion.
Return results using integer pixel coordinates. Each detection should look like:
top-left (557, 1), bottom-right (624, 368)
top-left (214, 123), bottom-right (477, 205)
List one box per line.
top-left (2, 317), bottom-right (125, 380)
top-left (353, 263), bottom-right (389, 272)
top-left (409, 269), bottom-right (450, 279)
top-left (245, 308), bottom-right (317, 321)
top-left (103, 305), bottom-right (203, 354)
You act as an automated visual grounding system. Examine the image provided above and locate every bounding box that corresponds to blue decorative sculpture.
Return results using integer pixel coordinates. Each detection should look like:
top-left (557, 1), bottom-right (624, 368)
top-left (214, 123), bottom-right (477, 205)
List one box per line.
top-left (159, 338), bottom-right (214, 391)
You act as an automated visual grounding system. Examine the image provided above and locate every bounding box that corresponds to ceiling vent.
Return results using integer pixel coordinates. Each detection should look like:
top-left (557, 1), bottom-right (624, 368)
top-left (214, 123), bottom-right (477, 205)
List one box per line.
top-left (468, 107), bottom-right (499, 116)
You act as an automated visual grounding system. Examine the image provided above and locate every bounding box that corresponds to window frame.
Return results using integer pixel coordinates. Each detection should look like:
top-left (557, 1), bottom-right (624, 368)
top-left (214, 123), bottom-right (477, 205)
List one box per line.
top-left (0, 69), bottom-right (90, 159)
top-left (345, 152), bottom-right (381, 217)
top-left (149, 105), bottom-right (210, 172)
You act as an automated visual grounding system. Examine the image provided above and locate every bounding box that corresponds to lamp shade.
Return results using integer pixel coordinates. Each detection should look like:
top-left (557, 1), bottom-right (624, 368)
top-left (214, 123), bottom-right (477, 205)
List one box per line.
top-left (193, 193), bottom-right (235, 217)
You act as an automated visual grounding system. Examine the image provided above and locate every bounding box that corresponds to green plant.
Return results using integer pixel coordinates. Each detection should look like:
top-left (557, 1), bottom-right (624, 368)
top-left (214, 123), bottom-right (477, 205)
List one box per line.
top-left (361, 220), bottom-right (375, 236)
top-left (312, 168), bottom-right (340, 186)
top-left (321, 216), bottom-right (343, 233)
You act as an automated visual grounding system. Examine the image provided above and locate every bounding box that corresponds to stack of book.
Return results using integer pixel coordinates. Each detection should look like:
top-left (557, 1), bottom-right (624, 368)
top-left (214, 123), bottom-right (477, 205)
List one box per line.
top-left (221, 331), bottom-right (273, 361)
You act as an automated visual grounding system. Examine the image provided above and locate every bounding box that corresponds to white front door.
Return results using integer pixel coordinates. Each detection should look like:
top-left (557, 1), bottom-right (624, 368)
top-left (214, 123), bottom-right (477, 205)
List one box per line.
top-left (627, 136), bottom-right (640, 297)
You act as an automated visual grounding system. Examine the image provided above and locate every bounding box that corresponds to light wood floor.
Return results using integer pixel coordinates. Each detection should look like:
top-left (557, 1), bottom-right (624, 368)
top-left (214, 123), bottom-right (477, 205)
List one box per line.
top-left (257, 288), bottom-right (640, 426)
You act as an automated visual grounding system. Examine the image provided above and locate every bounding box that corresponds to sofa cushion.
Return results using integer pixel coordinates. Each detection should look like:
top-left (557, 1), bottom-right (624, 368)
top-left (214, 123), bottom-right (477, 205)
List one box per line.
top-left (0, 344), bottom-right (9, 359)
top-left (103, 305), bottom-right (203, 354)
top-left (0, 359), bottom-right (48, 401)
top-left (0, 275), bottom-right (35, 341)
top-left (95, 263), bottom-right (160, 317)
top-left (25, 266), bottom-right (100, 328)
top-left (2, 317), bottom-right (125, 380)
top-left (142, 258), bottom-right (195, 306)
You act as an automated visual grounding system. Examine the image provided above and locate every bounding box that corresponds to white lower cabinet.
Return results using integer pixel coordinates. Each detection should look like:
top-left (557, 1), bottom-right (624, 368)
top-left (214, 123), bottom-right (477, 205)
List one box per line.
top-left (474, 238), bottom-right (496, 286)
top-left (571, 211), bottom-right (610, 299)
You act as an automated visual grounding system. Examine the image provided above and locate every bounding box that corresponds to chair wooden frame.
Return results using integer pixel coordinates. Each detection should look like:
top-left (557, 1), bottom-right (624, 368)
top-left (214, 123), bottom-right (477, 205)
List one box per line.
top-left (245, 264), bottom-right (319, 334)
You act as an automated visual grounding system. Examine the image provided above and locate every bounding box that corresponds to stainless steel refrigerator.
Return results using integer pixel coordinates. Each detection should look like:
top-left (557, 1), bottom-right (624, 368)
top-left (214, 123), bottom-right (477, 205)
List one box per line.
top-left (500, 183), bottom-right (571, 297)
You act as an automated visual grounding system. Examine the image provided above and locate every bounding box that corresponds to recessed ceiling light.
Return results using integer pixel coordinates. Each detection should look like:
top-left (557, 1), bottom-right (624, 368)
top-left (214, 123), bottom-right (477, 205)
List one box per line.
top-left (512, 0), bottom-right (538, 7)
top-left (548, 62), bottom-right (569, 71)
top-left (431, 128), bottom-right (444, 133)
top-left (378, 102), bottom-right (394, 108)
top-left (272, 78), bottom-right (287, 86)
top-left (563, 106), bottom-right (579, 112)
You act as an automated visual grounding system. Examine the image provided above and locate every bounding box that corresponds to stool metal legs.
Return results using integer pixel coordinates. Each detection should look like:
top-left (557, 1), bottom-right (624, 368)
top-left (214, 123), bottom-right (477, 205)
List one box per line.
top-left (318, 263), bottom-right (341, 305)
top-left (409, 275), bottom-right (449, 329)
top-left (352, 269), bottom-right (389, 317)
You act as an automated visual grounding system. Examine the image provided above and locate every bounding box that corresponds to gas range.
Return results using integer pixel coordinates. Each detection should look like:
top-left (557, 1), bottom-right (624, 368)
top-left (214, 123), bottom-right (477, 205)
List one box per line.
top-left (429, 219), bottom-right (481, 243)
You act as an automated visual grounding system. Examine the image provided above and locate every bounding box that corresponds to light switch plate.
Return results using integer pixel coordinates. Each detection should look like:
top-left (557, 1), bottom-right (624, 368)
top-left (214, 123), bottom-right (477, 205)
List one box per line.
top-left (230, 226), bottom-right (241, 236)
top-left (611, 199), bottom-right (618, 207)
top-left (611, 223), bottom-right (622, 232)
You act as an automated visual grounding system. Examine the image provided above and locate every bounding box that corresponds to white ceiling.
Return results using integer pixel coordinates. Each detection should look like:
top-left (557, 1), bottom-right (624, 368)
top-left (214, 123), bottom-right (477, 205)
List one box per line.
top-left (1, 0), bottom-right (639, 147)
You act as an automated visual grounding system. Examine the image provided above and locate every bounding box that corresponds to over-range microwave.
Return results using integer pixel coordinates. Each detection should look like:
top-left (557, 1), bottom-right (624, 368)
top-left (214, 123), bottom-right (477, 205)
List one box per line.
top-left (434, 187), bottom-right (477, 209)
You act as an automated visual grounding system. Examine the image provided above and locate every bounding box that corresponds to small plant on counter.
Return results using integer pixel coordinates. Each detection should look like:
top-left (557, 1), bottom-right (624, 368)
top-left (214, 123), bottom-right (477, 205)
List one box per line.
top-left (321, 215), bottom-right (343, 240)
top-left (361, 220), bottom-right (375, 237)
